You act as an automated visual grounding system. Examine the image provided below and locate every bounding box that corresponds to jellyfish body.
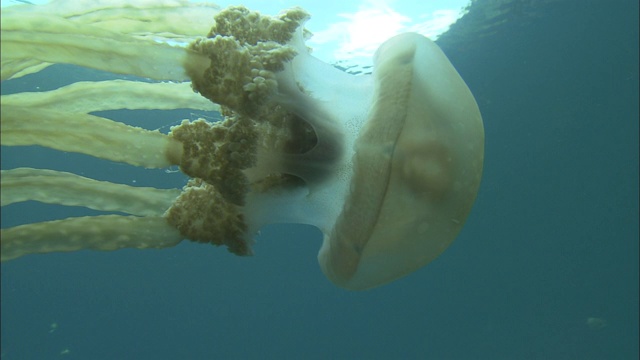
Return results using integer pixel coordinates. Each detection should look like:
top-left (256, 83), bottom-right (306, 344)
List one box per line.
top-left (1, 3), bottom-right (483, 290)
top-left (235, 29), bottom-right (484, 289)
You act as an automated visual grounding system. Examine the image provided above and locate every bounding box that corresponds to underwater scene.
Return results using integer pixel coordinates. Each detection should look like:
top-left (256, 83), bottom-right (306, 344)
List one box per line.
top-left (1, 0), bottom-right (638, 359)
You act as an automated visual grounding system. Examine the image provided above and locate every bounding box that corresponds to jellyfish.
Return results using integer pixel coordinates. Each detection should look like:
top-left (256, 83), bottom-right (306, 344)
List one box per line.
top-left (0, 1), bottom-right (484, 290)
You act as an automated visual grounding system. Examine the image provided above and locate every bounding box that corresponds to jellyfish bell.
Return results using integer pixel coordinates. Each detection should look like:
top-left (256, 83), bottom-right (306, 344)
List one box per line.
top-left (0, 3), bottom-right (483, 291)
top-left (236, 29), bottom-right (483, 290)
top-left (319, 33), bottom-right (484, 289)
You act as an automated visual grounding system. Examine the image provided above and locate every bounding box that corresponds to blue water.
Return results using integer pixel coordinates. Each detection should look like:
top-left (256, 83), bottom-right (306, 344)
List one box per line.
top-left (1, 0), bottom-right (638, 359)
